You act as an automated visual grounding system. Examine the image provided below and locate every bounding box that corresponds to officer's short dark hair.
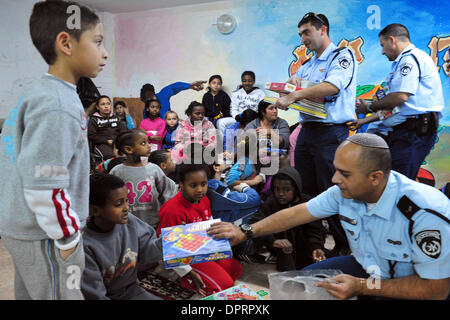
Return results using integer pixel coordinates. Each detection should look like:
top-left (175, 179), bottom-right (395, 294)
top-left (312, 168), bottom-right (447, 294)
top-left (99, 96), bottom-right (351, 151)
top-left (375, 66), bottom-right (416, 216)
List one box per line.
top-left (379, 23), bottom-right (410, 42)
top-left (298, 12), bottom-right (330, 36)
top-left (346, 133), bottom-right (391, 177)
top-left (30, 0), bottom-right (100, 65)
top-left (359, 147), bottom-right (391, 177)
top-left (89, 173), bottom-right (125, 208)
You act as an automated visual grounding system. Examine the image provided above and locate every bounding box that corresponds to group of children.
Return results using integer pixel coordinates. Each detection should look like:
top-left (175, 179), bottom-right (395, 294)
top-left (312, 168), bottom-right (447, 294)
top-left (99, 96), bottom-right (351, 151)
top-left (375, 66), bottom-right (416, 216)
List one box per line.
top-left (82, 69), bottom-right (330, 297)
top-left (86, 70), bottom-right (271, 166)
top-left (80, 61), bottom-right (326, 299)
top-left (4, 0), bottom-right (449, 302)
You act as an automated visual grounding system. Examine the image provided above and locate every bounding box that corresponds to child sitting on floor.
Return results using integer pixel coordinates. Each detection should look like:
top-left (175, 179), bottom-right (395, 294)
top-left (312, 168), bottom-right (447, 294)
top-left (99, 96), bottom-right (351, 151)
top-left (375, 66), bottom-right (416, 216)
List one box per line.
top-left (207, 151), bottom-right (261, 224)
top-left (139, 98), bottom-right (167, 151)
top-left (201, 74), bottom-right (233, 132)
top-left (114, 100), bottom-right (135, 130)
top-left (226, 136), bottom-right (266, 189)
top-left (88, 95), bottom-right (127, 163)
top-left (148, 149), bottom-right (176, 181)
top-left (247, 167), bottom-right (326, 271)
top-left (81, 173), bottom-right (163, 300)
top-left (110, 129), bottom-right (177, 229)
top-left (172, 101), bottom-right (216, 164)
top-left (162, 110), bottom-right (179, 150)
top-left (81, 173), bottom-right (204, 299)
top-left (157, 161), bottom-right (243, 296)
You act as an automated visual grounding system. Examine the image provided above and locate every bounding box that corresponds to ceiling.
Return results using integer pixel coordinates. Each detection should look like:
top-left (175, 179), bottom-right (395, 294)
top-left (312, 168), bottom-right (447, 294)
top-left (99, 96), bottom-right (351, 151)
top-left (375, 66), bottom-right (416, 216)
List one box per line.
top-left (78, 0), bottom-right (226, 13)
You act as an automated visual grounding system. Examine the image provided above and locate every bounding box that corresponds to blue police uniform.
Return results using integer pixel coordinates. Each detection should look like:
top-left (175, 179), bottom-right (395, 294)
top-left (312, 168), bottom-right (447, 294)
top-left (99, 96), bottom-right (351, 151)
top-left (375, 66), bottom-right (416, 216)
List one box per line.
top-left (304, 170), bottom-right (450, 283)
top-left (380, 44), bottom-right (444, 179)
top-left (295, 42), bottom-right (357, 124)
top-left (293, 43), bottom-right (358, 253)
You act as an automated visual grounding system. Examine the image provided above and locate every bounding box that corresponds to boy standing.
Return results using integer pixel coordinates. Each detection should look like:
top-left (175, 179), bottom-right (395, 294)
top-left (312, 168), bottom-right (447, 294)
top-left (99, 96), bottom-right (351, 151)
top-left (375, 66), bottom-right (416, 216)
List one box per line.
top-left (0, 0), bottom-right (108, 299)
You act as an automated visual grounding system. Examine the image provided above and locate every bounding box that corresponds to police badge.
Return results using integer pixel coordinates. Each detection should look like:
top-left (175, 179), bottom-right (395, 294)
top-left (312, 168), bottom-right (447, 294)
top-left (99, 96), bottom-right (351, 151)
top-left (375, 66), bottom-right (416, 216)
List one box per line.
top-left (339, 56), bottom-right (350, 69)
top-left (399, 62), bottom-right (413, 76)
top-left (415, 230), bottom-right (441, 259)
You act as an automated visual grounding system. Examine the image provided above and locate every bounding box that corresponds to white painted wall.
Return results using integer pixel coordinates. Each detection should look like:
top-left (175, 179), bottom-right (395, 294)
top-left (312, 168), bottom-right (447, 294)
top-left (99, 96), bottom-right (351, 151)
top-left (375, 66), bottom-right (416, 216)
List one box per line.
top-left (0, 0), bottom-right (114, 118)
top-left (0, 0), bottom-right (46, 119)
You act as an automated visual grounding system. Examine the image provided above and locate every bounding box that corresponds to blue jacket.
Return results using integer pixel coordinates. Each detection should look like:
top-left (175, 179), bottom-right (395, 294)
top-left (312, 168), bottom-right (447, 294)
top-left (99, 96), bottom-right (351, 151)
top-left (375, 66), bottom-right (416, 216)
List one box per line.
top-left (207, 179), bottom-right (261, 224)
top-left (142, 82), bottom-right (190, 119)
top-left (162, 124), bottom-right (178, 149)
top-left (226, 157), bottom-right (255, 186)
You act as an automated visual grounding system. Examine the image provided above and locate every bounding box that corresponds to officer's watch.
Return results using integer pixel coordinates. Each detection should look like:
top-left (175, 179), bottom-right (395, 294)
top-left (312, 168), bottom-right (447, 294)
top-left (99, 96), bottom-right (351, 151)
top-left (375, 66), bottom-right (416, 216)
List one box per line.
top-left (240, 224), bottom-right (253, 240)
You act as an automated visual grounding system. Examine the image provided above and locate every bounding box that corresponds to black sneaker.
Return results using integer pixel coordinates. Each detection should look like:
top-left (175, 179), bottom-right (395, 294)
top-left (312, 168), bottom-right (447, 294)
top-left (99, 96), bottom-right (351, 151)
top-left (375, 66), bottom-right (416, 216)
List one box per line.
top-left (236, 253), bottom-right (267, 264)
top-left (265, 253), bottom-right (277, 264)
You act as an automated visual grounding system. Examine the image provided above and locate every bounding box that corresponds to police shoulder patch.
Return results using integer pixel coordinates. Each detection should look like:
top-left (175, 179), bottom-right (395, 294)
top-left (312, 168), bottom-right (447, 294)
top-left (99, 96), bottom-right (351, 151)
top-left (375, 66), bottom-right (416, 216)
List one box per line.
top-left (338, 56), bottom-right (351, 69)
top-left (414, 230), bottom-right (441, 259)
top-left (399, 62), bottom-right (413, 76)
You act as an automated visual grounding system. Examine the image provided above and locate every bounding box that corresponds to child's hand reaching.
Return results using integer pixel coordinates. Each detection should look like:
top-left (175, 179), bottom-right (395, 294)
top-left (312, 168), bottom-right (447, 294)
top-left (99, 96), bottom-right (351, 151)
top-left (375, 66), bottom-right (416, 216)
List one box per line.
top-left (187, 270), bottom-right (206, 296)
top-left (273, 239), bottom-right (293, 254)
top-left (312, 249), bottom-right (326, 262)
top-left (347, 119), bottom-right (363, 131)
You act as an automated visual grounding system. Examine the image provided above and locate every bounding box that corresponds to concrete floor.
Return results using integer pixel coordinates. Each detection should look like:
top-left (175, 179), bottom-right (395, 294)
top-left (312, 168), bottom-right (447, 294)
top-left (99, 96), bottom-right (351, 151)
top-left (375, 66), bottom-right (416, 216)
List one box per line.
top-left (0, 235), bottom-right (334, 300)
top-left (0, 240), bottom-right (14, 300)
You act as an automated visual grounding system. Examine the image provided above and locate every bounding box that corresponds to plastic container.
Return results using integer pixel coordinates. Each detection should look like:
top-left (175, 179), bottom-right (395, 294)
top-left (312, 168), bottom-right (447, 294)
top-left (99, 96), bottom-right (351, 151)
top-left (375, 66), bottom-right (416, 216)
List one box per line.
top-left (268, 269), bottom-right (346, 300)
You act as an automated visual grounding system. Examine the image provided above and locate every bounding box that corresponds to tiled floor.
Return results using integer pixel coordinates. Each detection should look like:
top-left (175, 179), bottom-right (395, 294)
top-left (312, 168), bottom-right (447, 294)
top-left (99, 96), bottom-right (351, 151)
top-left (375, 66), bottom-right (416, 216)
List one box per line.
top-left (0, 235), bottom-right (334, 300)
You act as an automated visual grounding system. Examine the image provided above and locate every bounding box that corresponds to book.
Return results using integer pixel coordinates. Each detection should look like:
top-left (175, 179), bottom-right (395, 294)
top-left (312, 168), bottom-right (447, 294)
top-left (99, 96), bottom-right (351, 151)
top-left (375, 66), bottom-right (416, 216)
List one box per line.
top-left (265, 82), bottom-right (328, 119)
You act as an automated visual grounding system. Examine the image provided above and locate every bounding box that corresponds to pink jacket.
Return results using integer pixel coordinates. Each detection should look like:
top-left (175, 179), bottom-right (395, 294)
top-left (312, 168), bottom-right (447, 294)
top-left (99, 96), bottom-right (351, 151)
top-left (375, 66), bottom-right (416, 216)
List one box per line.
top-left (139, 117), bottom-right (167, 151)
top-left (289, 124), bottom-right (302, 167)
top-left (171, 118), bottom-right (217, 163)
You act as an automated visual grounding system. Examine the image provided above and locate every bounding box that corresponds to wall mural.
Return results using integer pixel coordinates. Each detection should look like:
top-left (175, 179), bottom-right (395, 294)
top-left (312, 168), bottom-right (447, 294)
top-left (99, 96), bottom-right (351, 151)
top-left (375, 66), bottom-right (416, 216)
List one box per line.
top-left (285, 33), bottom-right (449, 186)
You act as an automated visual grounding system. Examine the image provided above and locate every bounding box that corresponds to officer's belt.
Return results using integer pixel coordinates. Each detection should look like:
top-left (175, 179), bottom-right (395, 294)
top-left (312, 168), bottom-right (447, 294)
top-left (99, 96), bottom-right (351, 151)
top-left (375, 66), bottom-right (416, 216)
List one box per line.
top-left (392, 112), bottom-right (439, 134)
top-left (302, 122), bottom-right (347, 129)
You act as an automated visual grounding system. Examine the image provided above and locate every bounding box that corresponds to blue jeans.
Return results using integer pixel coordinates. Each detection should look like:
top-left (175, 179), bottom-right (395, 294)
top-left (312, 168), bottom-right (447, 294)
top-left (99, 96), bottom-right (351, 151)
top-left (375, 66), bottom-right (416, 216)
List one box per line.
top-left (294, 124), bottom-right (348, 197)
top-left (302, 255), bottom-right (369, 278)
top-left (294, 124), bottom-right (349, 254)
top-left (387, 127), bottom-right (437, 180)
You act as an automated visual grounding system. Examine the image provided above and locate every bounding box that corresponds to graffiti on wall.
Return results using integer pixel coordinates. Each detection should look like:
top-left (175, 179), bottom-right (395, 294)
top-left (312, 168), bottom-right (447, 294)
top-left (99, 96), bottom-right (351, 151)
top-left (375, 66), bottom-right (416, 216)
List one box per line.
top-left (288, 35), bottom-right (449, 77)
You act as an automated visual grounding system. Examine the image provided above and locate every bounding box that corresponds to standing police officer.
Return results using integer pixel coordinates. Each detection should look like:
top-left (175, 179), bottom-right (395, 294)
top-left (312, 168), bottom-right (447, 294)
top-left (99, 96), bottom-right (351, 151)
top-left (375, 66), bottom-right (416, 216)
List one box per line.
top-left (275, 13), bottom-right (358, 256)
top-left (208, 133), bottom-right (450, 300)
top-left (357, 23), bottom-right (443, 180)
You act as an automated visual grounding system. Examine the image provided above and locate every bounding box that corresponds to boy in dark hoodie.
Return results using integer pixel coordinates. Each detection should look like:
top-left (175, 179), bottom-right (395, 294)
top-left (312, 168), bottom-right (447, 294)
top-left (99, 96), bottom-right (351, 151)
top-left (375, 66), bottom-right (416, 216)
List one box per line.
top-left (247, 167), bottom-right (326, 271)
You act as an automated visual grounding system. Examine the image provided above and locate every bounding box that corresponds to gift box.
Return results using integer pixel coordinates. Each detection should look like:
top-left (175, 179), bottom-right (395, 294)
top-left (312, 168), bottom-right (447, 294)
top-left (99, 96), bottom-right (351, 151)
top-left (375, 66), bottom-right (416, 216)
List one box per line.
top-left (161, 219), bottom-right (232, 269)
top-left (201, 283), bottom-right (262, 300)
top-left (265, 82), bottom-right (328, 119)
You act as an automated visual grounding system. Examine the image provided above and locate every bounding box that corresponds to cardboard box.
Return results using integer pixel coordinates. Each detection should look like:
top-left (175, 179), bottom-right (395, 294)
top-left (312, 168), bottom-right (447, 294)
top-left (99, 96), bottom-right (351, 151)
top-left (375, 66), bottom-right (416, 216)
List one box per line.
top-left (201, 283), bottom-right (262, 300)
top-left (161, 219), bottom-right (232, 269)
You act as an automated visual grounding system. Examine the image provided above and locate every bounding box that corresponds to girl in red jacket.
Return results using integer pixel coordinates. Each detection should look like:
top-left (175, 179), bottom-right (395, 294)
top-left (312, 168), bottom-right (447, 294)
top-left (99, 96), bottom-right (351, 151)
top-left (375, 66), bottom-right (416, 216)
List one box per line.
top-left (157, 162), bottom-right (242, 296)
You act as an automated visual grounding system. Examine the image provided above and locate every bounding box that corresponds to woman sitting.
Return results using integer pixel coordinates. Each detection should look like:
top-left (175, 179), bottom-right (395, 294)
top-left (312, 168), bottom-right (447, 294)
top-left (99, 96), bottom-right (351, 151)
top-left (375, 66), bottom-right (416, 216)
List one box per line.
top-left (244, 101), bottom-right (290, 150)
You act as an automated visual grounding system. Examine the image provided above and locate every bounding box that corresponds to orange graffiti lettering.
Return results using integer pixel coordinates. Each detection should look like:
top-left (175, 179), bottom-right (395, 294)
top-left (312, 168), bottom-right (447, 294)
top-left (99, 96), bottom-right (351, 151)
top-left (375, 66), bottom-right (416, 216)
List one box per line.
top-left (338, 37), bottom-right (364, 64)
top-left (289, 37), bottom-right (365, 76)
top-left (289, 45), bottom-right (313, 76)
top-left (428, 36), bottom-right (450, 73)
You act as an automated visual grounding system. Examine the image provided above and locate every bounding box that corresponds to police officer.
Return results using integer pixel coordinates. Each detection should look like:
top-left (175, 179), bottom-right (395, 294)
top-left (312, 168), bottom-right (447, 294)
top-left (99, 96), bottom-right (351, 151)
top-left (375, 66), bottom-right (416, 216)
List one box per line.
top-left (357, 23), bottom-right (443, 180)
top-left (275, 12), bottom-right (358, 256)
top-left (208, 133), bottom-right (450, 300)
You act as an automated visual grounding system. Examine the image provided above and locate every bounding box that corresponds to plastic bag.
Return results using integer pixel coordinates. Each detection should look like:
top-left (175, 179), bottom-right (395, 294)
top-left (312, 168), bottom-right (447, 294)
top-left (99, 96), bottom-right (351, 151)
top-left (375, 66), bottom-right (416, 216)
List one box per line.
top-left (268, 269), bottom-right (347, 300)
